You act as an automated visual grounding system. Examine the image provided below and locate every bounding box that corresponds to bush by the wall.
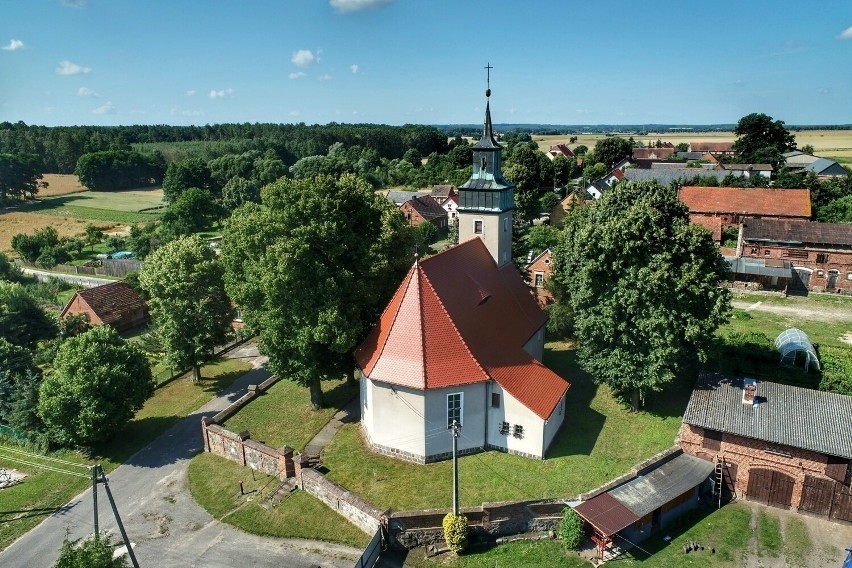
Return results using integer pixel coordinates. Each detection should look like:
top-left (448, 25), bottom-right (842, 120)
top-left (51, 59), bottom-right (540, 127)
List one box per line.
top-left (442, 512), bottom-right (469, 554)
top-left (559, 507), bottom-right (584, 550)
top-left (818, 346), bottom-right (852, 396)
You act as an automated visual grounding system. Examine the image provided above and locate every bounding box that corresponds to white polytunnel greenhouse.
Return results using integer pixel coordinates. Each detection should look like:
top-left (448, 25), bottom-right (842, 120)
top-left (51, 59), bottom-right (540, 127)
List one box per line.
top-left (774, 328), bottom-right (820, 371)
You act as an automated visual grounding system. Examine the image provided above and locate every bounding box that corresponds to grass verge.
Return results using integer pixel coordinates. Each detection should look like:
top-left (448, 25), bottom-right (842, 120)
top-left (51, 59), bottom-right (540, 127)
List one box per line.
top-left (0, 356), bottom-right (251, 552)
top-left (402, 539), bottom-right (588, 568)
top-left (757, 509), bottom-right (782, 558)
top-left (221, 377), bottom-right (357, 451)
top-left (188, 452), bottom-right (369, 548)
top-left (322, 342), bottom-right (686, 510)
top-left (783, 516), bottom-right (813, 567)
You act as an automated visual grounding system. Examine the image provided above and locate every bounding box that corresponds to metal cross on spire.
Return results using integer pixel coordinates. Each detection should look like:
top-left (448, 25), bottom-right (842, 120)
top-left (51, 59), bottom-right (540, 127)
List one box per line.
top-left (485, 62), bottom-right (492, 98)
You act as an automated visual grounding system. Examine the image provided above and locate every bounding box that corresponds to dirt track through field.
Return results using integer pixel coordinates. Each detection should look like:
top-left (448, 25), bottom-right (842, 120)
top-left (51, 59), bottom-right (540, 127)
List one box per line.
top-left (731, 300), bottom-right (852, 322)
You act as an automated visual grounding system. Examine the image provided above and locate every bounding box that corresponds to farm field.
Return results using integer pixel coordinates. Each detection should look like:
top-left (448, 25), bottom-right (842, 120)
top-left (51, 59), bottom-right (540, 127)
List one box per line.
top-left (0, 212), bottom-right (113, 254)
top-left (39, 173), bottom-right (87, 197)
top-left (533, 130), bottom-right (852, 166)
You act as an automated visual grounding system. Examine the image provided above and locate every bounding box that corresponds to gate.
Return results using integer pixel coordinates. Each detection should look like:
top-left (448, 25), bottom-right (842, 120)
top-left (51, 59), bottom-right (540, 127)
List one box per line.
top-left (746, 468), bottom-right (795, 509)
top-left (800, 476), bottom-right (835, 516)
top-left (831, 484), bottom-right (852, 523)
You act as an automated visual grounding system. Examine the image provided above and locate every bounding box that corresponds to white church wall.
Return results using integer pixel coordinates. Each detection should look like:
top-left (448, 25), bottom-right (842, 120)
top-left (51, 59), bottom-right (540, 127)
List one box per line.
top-left (487, 383), bottom-right (546, 459)
top-left (522, 326), bottom-right (546, 361)
top-left (423, 382), bottom-right (487, 461)
top-left (364, 379), bottom-right (426, 461)
top-left (542, 394), bottom-right (566, 455)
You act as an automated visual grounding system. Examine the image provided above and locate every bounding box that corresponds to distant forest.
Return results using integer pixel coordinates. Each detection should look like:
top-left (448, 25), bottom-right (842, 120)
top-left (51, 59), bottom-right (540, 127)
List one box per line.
top-left (0, 121), bottom-right (450, 174)
top-left (439, 123), bottom-right (852, 137)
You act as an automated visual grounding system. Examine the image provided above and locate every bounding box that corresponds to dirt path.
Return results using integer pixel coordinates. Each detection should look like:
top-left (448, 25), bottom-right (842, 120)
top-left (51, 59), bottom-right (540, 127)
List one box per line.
top-left (731, 299), bottom-right (852, 322)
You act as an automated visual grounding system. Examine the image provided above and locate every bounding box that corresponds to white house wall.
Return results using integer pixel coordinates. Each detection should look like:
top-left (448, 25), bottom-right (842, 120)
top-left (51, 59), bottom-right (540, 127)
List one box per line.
top-left (542, 394), bottom-right (565, 453)
top-left (363, 379), bottom-right (426, 461)
top-left (486, 383), bottom-right (547, 459)
top-left (423, 383), bottom-right (487, 461)
top-left (523, 325), bottom-right (546, 361)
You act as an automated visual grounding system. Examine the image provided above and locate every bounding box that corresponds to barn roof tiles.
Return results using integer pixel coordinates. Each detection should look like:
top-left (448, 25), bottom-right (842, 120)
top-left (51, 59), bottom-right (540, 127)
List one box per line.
top-left (678, 186), bottom-right (812, 218)
top-left (60, 281), bottom-right (146, 326)
top-left (683, 372), bottom-right (852, 459)
top-left (742, 218), bottom-right (852, 247)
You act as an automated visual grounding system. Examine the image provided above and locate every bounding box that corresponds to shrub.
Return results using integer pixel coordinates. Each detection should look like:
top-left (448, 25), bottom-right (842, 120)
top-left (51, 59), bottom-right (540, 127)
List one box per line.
top-left (559, 507), bottom-right (584, 550)
top-left (442, 512), bottom-right (469, 553)
top-left (819, 347), bottom-right (852, 396)
top-left (55, 533), bottom-right (128, 567)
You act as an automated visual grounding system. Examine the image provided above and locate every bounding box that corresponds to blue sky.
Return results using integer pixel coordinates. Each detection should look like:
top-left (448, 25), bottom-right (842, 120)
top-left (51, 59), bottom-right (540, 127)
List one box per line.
top-left (2, 0), bottom-right (851, 127)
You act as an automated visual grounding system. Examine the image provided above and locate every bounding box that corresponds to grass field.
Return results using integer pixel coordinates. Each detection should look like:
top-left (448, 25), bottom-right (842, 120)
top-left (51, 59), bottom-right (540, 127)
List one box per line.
top-left (0, 212), bottom-right (114, 254)
top-left (0, 356), bottom-right (251, 553)
top-left (24, 187), bottom-right (165, 224)
top-left (188, 452), bottom-right (370, 548)
top-left (39, 174), bottom-right (87, 197)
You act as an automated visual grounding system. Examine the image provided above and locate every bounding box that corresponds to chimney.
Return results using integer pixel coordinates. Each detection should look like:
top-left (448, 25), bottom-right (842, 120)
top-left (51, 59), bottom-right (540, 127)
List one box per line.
top-left (742, 378), bottom-right (757, 405)
top-left (735, 223), bottom-right (744, 258)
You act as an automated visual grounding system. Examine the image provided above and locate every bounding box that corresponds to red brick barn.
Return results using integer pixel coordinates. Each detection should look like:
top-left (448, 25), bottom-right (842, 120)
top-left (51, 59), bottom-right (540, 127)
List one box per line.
top-left (60, 281), bottom-right (149, 333)
top-left (678, 186), bottom-right (812, 230)
top-left (399, 195), bottom-right (448, 232)
top-left (680, 372), bottom-right (852, 522)
top-left (739, 218), bottom-right (852, 293)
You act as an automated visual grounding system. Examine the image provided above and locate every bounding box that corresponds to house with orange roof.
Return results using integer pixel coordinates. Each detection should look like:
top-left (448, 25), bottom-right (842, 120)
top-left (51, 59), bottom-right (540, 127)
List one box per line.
top-left (678, 186), bottom-right (812, 230)
top-left (355, 87), bottom-right (570, 463)
top-left (60, 281), bottom-right (149, 332)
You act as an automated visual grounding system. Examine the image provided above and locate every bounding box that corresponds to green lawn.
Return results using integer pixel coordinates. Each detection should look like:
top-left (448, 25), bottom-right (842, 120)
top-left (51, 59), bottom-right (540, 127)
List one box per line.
top-left (31, 189), bottom-right (164, 212)
top-left (322, 342), bottom-right (687, 511)
top-left (756, 509), bottom-right (782, 558)
top-left (783, 516), bottom-right (813, 567)
top-left (402, 539), bottom-right (589, 568)
top-left (0, 356), bottom-right (251, 552)
top-left (27, 204), bottom-right (164, 224)
top-left (188, 452), bottom-right (370, 548)
top-left (221, 377), bottom-right (358, 451)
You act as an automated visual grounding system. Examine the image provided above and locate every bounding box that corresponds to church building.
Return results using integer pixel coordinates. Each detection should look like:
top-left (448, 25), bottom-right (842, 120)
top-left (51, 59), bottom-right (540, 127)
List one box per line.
top-left (354, 82), bottom-right (570, 463)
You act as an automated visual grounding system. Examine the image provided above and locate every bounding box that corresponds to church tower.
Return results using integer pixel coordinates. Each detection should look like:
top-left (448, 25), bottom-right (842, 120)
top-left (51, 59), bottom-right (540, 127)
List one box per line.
top-left (457, 66), bottom-right (515, 268)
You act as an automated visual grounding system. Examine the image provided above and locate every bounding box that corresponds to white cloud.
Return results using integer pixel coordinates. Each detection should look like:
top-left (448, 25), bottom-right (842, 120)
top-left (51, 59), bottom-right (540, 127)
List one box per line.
top-left (2, 39), bottom-right (24, 51)
top-left (839, 26), bottom-right (852, 40)
top-left (734, 79), bottom-right (745, 87)
top-left (61, 0), bottom-right (87, 7)
top-left (818, 87), bottom-right (830, 95)
top-left (291, 49), bottom-right (317, 67)
top-left (92, 101), bottom-right (114, 114)
top-left (56, 60), bottom-right (91, 75)
top-left (185, 90), bottom-right (196, 97)
top-left (77, 87), bottom-right (98, 97)
top-left (350, 64), bottom-right (359, 74)
top-left (208, 88), bottom-right (234, 99)
top-left (289, 111), bottom-right (300, 117)
top-left (330, 0), bottom-right (391, 13)
top-left (288, 71), bottom-right (306, 80)
top-left (318, 74), bottom-right (332, 81)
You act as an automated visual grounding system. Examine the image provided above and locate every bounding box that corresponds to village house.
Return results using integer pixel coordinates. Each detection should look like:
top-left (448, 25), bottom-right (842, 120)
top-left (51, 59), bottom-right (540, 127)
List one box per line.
top-left (399, 194), bottom-right (448, 231)
top-left (631, 147), bottom-right (676, 161)
top-left (690, 141), bottom-right (735, 156)
top-left (441, 192), bottom-right (459, 222)
top-left (546, 144), bottom-right (574, 160)
top-left (428, 184), bottom-right (457, 205)
top-left (720, 163), bottom-right (773, 180)
top-left (549, 191), bottom-right (584, 227)
top-left (678, 186), bottom-right (812, 230)
top-left (60, 281), bottom-right (149, 332)
top-left (737, 217), bottom-right (852, 292)
top-left (679, 372), bottom-right (852, 522)
top-left (527, 249), bottom-right (554, 307)
top-left (623, 167), bottom-right (740, 187)
top-left (355, 88), bottom-right (570, 463)
top-left (384, 189), bottom-right (429, 206)
top-left (783, 151), bottom-right (848, 177)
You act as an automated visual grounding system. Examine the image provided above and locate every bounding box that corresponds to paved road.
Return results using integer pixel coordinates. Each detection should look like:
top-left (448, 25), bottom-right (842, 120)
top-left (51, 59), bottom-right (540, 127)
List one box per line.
top-left (21, 267), bottom-right (115, 289)
top-left (0, 346), bottom-right (361, 568)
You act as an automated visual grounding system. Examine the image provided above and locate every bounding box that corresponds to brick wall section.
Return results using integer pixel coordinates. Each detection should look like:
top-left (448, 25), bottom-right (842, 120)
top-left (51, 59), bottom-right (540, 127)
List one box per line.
top-left (741, 242), bottom-right (852, 292)
top-left (299, 468), bottom-right (385, 535)
top-left (679, 423), bottom-right (836, 509)
top-left (200, 375), bottom-right (296, 480)
top-left (387, 500), bottom-right (564, 550)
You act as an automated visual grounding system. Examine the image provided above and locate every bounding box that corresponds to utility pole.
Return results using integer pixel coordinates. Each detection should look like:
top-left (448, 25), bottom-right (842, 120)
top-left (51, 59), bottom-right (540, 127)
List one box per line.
top-left (451, 420), bottom-right (460, 516)
top-left (91, 466), bottom-right (99, 536)
top-left (96, 465), bottom-right (140, 568)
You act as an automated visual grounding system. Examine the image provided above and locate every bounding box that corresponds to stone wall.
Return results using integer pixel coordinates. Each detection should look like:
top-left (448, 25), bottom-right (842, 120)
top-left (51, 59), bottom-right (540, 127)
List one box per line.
top-left (299, 468), bottom-right (385, 535)
top-left (386, 500), bottom-right (564, 550)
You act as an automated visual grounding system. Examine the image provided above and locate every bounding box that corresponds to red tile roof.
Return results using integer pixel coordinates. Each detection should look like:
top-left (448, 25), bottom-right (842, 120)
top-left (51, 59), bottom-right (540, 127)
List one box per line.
top-left (632, 148), bottom-right (675, 160)
top-left (689, 215), bottom-right (722, 242)
top-left (355, 238), bottom-right (569, 419)
top-left (574, 492), bottom-right (640, 537)
top-left (549, 144), bottom-right (575, 158)
top-left (61, 282), bottom-right (147, 325)
top-left (690, 142), bottom-right (734, 153)
top-left (679, 186), bottom-right (812, 218)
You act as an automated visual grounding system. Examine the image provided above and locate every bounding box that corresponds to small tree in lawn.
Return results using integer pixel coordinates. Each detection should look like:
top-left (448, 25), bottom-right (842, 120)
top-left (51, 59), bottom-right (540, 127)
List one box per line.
top-left (84, 224), bottom-right (104, 252)
top-left (38, 326), bottom-right (153, 447)
top-left (559, 507), bottom-right (585, 550)
top-left (139, 235), bottom-right (233, 383)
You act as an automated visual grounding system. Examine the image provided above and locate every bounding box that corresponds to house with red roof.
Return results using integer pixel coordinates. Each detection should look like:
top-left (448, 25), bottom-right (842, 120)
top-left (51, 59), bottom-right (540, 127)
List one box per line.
top-left (354, 87), bottom-right (570, 463)
top-left (546, 144), bottom-right (575, 160)
top-left (60, 281), bottom-right (149, 332)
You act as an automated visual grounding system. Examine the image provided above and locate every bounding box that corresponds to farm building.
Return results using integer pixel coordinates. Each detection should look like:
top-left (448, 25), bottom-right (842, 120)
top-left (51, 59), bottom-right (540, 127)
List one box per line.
top-left (399, 195), bottom-right (448, 231)
top-left (573, 448), bottom-right (714, 559)
top-left (679, 372), bottom-right (852, 523)
top-left (60, 281), bottom-right (149, 332)
top-left (527, 248), bottom-right (554, 307)
top-left (678, 186), bottom-right (811, 229)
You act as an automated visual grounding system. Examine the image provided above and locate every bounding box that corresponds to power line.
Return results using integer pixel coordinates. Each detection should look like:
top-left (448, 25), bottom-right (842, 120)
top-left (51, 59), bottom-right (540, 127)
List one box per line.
top-left (0, 453), bottom-right (91, 478)
top-left (0, 445), bottom-right (91, 469)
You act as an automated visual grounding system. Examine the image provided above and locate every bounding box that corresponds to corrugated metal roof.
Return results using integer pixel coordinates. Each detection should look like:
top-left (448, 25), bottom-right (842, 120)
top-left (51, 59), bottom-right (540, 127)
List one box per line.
top-left (609, 453), bottom-right (714, 518)
top-left (683, 372), bottom-right (852, 459)
top-left (725, 257), bottom-right (793, 278)
top-left (624, 168), bottom-right (738, 186)
top-left (574, 492), bottom-right (639, 537)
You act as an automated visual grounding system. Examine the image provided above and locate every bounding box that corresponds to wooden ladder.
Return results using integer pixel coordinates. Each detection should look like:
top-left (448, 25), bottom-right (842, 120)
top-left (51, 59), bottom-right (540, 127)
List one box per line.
top-left (714, 456), bottom-right (726, 509)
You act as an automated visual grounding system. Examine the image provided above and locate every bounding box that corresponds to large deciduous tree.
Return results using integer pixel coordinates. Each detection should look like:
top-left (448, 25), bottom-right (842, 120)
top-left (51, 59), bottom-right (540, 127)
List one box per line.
top-left (0, 281), bottom-right (57, 348)
top-left (592, 136), bottom-right (632, 168)
top-left (139, 235), bottom-right (233, 383)
top-left (0, 153), bottom-right (46, 201)
top-left (220, 174), bottom-right (413, 409)
top-left (162, 158), bottom-right (213, 203)
top-left (38, 325), bottom-right (153, 447)
top-left (550, 180), bottom-right (731, 411)
top-left (733, 113), bottom-right (796, 168)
